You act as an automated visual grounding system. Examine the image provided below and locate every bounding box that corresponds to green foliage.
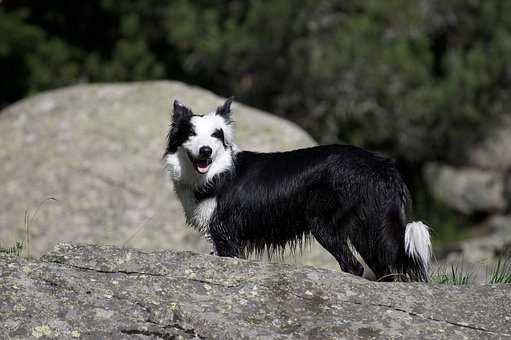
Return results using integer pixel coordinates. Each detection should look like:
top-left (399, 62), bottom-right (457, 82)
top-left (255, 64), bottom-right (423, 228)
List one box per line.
top-left (0, 241), bottom-right (24, 257)
top-left (2, 0), bottom-right (509, 164)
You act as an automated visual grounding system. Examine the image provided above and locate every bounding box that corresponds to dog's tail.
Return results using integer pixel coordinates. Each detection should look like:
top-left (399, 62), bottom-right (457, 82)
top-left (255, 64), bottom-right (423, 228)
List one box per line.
top-left (403, 221), bottom-right (432, 281)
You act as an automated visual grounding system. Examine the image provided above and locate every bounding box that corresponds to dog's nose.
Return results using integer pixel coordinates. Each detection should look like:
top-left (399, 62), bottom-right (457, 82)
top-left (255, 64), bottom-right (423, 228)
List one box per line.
top-left (199, 146), bottom-right (212, 158)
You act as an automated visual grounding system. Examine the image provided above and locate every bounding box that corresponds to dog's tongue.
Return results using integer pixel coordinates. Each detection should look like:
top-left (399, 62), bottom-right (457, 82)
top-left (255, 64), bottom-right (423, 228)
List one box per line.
top-left (196, 160), bottom-right (210, 174)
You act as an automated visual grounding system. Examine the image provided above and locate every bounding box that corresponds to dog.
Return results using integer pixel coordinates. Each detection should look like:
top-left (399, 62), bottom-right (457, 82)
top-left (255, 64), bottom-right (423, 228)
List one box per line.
top-left (164, 98), bottom-right (432, 281)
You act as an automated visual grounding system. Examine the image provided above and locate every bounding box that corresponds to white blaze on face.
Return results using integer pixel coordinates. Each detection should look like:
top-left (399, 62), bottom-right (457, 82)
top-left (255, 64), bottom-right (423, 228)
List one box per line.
top-left (186, 114), bottom-right (232, 155)
top-left (180, 112), bottom-right (234, 181)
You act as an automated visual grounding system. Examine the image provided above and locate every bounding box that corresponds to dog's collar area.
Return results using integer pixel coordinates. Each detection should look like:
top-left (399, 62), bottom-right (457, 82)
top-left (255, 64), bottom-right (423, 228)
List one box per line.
top-left (194, 187), bottom-right (215, 201)
top-left (193, 171), bottom-right (231, 202)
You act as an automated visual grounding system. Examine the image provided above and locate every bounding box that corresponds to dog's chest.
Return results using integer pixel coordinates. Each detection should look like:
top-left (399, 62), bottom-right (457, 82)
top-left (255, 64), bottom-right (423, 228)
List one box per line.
top-left (174, 184), bottom-right (217, 233)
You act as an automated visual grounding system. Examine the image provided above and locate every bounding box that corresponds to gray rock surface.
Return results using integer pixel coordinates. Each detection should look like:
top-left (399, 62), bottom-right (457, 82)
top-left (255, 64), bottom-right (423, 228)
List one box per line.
top-left (424, 115), bottom-right (511, 216)
top-left (0, 82), bottom-right (339, 270)
top-left (1, 243), bottom-right (510, 339)
top-left (454, 234), bottom-right (511, 263)
top-left (424, 116), bottom-right (511, 268)
top-left (468, 115), bottom-right (511, 171)
top-left (437, 215), bottom-right (511, 265)
top-left (424, 163), bottom-right (506, 214)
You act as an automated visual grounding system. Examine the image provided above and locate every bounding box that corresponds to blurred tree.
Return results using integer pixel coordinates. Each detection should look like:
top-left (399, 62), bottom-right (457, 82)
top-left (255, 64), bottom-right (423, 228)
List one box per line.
top-left (162, 0), bottom-right (511, 165)
top-left (1, 0), bottom-right (510, 168)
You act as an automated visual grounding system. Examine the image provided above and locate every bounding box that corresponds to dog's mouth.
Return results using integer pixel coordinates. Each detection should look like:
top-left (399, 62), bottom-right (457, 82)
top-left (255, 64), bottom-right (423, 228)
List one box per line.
top-left (189, 155), bottom-right (212, 174)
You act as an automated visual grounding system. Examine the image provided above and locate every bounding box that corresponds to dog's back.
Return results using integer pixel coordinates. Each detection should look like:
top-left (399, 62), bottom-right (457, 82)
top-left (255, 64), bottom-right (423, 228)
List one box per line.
top-left (209, 144), bottom-right (430, 281)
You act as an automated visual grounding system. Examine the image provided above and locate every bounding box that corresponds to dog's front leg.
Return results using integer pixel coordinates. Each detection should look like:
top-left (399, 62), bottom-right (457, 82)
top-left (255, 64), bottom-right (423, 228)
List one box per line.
top-left (203, 231), bottom-right (218, 255)
top-left (209, 224), bottom-right (241, 258)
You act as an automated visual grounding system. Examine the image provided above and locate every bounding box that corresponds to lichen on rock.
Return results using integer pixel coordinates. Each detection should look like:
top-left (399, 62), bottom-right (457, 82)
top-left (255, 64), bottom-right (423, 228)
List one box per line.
top-left (1, 243), bottom-right (510, 339)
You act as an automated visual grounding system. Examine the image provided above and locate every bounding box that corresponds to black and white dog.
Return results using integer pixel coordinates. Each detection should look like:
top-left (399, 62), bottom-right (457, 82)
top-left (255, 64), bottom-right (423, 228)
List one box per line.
top-left (164, 98), bottom-right (432, 281)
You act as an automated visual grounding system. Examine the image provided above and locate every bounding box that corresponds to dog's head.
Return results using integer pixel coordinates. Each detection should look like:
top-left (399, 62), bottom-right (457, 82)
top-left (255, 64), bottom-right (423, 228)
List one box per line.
top-left (164, 97), bottom-right (235, 179)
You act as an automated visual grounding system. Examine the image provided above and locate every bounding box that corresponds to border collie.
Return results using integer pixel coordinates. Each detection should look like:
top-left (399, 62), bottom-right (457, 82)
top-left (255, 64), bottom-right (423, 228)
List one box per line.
top-left (164, 98), bottom-right (432, 281)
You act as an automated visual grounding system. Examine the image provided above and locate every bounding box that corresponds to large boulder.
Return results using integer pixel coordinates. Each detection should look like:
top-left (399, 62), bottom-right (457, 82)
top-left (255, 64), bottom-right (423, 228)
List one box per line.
top-left (423, 115), bottom-right (511, 266)
top-left (0, 82), bottom-right (338, 269)
top-left (425, 115), bottom-right (511, 216)
top-left (437, 215), bottom-right (511, 265)
top-left (468, 115), bottom-right (511, 171)
top-left (1, 243), bottom-right (510, 339)
top-left (424, 163), bottom-right (506, 215)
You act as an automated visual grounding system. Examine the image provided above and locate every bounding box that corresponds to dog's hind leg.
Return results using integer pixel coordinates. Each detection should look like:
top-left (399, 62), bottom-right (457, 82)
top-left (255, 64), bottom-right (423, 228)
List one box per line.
top-left (361, 208), bottom-right (406, 282)
top-left (311, 219), bottom-right (364, 276)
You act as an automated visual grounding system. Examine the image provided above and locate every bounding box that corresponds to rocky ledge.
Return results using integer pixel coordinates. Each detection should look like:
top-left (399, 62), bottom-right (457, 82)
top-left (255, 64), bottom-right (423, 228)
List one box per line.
top-left (1, 244), bottom-right (510, 339)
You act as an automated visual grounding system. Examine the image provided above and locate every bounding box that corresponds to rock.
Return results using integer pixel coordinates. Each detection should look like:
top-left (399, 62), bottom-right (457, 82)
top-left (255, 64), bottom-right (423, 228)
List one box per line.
top-left (468, 115), bottom-right (511, 171)
top-left (0, 82), bottom-right (339, 269)
top-left (1, 243), bottom-right (510, 339)
top-left (424, 116), bottom-right (511, 267)
top-left (431, 214), bottom-right (511, 285)
top-left (424, 163), bottom-right (506, 214)
top-left (432, 232), bottom-right (511, 284)
top-left (505, 175), bottom-right (511, 208)
top-left (424, 115), bottom-right (511, 217)
top-left (437, 216), bottom-right (511, 263)
top-left (433, 215), bottom-right (511, 283)
top-left (439, 233), bottom-right (511, 264)
top-left (485, 214), bottom-right (511, 236)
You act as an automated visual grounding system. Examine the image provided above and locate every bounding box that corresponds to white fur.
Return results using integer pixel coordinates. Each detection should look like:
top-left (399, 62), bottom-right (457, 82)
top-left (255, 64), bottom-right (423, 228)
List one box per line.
top-left (193, 198), bottom-right (217, 232)
top-left (167, 112), bottom-right (235, 186)
top-left (404, 221), bottom-right (432, 271)
top-left (166, 111), bottom-right (236, 235)
top-left (187, 114), bottom-right (234, 156)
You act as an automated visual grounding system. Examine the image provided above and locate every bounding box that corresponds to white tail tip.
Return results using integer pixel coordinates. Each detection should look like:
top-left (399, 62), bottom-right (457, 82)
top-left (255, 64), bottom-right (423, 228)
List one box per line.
top-left (404, 221), bottom-right (432, 272)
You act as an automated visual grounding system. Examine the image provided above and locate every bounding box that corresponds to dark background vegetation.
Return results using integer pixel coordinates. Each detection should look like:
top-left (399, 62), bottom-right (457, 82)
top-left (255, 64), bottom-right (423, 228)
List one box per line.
top-left (1, 0), bottom-right (510, 243)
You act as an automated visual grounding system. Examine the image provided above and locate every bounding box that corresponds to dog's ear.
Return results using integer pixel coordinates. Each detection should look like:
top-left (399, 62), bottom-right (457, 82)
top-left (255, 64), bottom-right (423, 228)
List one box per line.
top-left (164, 101), bottom-right (193, 157)
top-left (172, 100), bottom-right (192, 122)
top-left (216, 97), bottom-right (234, 120)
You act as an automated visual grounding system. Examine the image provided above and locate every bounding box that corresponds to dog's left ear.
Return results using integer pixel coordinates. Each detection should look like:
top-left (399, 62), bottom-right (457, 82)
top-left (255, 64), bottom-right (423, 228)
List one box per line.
top-left (172, 99), bottom-right (193, 122)
top-left (216, 97), bottom-right (234, 120)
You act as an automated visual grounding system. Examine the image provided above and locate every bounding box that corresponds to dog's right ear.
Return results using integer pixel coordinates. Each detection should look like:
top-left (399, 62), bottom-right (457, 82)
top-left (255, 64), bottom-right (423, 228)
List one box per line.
top-left (172, 100), bottom-right (192, 121)
top-left (164, 100), bottom-right (193, 157)
top-left (216, 97), bottom-right (234, 121)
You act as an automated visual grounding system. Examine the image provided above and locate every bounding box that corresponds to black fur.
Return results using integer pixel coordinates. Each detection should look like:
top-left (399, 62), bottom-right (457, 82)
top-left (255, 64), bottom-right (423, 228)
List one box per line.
top-left (200, 146), bottom-right (426, 281)
top-left (164, 101), bottom-right (195, 155)
top-left (215, 97), bottom-right (234, 123)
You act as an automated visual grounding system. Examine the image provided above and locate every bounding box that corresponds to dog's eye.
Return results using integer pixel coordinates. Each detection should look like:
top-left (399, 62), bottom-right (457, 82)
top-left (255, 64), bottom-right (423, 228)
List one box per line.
top-left (211, 129), bottom-right (224, 141)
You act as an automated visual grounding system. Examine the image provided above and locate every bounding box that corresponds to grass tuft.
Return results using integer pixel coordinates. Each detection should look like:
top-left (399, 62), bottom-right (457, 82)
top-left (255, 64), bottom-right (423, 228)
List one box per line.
top-left (487, 256), bottom-right (511, 284)
top-left (0, 241), bottom-right (24, 257)
top-left (432, 253), bottom-right (511, 285)
top-left (432, 263), bottom-right (472, 285)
